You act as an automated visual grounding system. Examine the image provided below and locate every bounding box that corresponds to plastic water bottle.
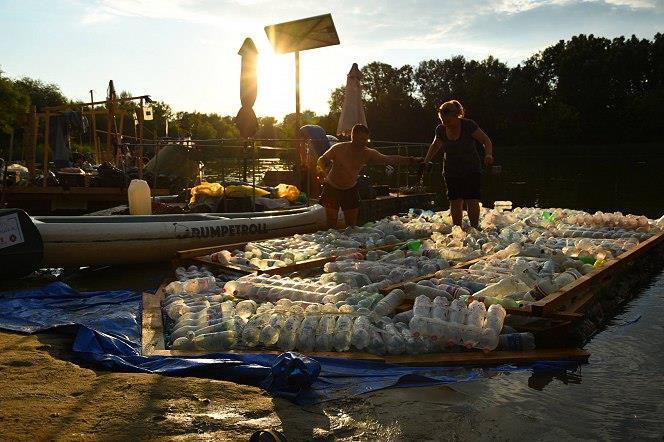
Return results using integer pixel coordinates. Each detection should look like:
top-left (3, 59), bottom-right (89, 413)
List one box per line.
top-left (277, 315), bottom-right (302, 351)
top-left (235, 300), bottom-right (257, 319)
top-left (259, 313), bottom-right (285, 346)
top-left (412, 295), bottom-right (431, 318)
top-left (351, 316), bottom-right (371, 350)
top-left (466, 300), bottom-right (486, 328)
top-left (473, 276), bottom-right (530, 299)
top-left (372, 289), bottom-right (405, 316)
top-left (240, 314), bottom-right (269, 348)
top-left (393, 309), bottom-right (414, 324)
top-left (498, 332), bottom-right (536, 351)
top-left (315, 315), bottom-right (337, 351)
top-left (430, 296), bottom-right (449, 321)
top-left (192, 331), bottom-right (236, 350)
top-left (512, 262), bottom-right (540, 287)
top-left (383, 324), bottom-right (406, 355)
top-left (366, 327), bottom-right (386, 355)
top-left (296, 316), bottom-right (320, 352)
top-left (448, 299), bottom-right (467, 324)
top-left (333, 315), bottom-right (354, 352)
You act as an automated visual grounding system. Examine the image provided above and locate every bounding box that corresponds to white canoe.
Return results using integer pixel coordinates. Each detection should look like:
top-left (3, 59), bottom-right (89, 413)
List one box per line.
top-left (12, 204), bottom-right (326, 269)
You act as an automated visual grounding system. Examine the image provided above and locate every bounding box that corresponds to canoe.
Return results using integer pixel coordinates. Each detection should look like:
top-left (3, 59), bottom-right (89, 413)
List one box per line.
top-left (0, 205), bottom-right (326, 275)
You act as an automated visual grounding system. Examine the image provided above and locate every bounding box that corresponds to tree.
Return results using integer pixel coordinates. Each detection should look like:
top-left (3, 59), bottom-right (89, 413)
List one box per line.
top-left (0, 71), bottom-right (30, 134)
top-left (13, 77), bottom-right (67, 110)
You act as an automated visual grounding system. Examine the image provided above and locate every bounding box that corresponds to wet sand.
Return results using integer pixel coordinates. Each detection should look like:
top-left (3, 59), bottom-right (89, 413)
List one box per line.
top-left (0, 329), bottom-right (577, 441)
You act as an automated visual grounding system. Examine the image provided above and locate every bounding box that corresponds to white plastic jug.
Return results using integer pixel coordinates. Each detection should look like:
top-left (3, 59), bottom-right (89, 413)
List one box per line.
top-left (128, 179), bottom-right (152, 215)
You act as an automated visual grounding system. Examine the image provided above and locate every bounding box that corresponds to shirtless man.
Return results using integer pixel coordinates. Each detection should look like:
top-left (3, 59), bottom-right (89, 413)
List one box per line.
top-left (316, 124), bottom-right (423, 228)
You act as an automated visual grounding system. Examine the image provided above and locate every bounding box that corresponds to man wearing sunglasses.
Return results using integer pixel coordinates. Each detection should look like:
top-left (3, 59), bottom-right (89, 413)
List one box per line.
top-left (423, 100), bottom-right (493, 229)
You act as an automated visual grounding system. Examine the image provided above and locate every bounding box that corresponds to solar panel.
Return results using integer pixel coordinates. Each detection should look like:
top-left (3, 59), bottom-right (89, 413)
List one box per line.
top-left (265, 13), bottom-right (340, 54)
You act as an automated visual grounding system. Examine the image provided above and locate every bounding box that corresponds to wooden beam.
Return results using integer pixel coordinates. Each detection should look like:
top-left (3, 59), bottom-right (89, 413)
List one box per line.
top-left (531, 232), bottom-right (664, 316)
top-left (42, 111), bottom-right (50, 188)
top-left (43, 94), bottom-right (151, 111)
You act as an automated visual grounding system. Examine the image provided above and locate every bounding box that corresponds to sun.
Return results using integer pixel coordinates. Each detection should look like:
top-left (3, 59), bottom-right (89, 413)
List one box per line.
top-left (254, 43), bottom-right (296, 119)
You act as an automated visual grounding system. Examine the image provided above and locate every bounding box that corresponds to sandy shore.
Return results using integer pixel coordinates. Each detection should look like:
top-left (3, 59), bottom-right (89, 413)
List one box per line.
top-left (0, 328), bottom-right (584, 441)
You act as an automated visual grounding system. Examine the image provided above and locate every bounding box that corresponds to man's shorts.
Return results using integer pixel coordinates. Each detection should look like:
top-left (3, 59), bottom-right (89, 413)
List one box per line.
top-left (319, 182), bottom-right (360, 211)
top-left (444, 173), bottom-right (482, 201)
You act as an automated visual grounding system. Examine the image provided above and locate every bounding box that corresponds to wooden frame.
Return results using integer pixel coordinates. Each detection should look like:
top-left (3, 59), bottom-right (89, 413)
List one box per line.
top-left (531, 232), bottom-right (664, 316)
top-left (141, 285), bottom-right (589, 365)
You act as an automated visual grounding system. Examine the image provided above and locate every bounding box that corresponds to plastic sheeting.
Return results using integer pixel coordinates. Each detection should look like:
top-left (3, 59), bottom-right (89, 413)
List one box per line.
top-left (0, 283), bottom-right (582, 405)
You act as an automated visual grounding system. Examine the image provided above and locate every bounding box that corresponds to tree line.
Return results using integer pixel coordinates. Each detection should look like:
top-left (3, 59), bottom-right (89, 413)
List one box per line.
top-left (1, 32), bottom-right (662, 158)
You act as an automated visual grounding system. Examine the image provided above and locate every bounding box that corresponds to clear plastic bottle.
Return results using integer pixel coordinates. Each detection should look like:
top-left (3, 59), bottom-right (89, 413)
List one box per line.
top-left (333, 315), bottom-right (354, 352)
top-left (366, 327), bottom-right (386, 355)
top-left (351, 316), bottom-right (371, 350)
top-left (235, 299), bottom-right (257, 319)
top-left (448, 299), bottom-right (467, 324)
top-left (240, 314), bottom-right (269, 348)
top-left (259, 313), bottom-right (285, 346)
top-left (430, 296), bottom-right (449, 321)
top-left (192, 330), bottom-right (236, 350)
top-left (277, 315), bottom-right (303, 351)
top-left (296, 316), bottom-right (320, 352)
top-left (413, 295), bottom-right (432, 318)
top-left (383, 324), bottom-right (406, 355)
top-left (315, 314), bottom-right (337, 352)
top-left (372, 289), bottom-right (405, 316)
top-left (466, 300), bottom-right (486, 328)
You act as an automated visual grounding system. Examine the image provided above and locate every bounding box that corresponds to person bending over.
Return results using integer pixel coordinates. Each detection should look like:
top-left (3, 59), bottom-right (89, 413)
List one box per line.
top-left (423, 100), bottom-right (493, 229)
top-left (317, 124), bottom-right (422, 228)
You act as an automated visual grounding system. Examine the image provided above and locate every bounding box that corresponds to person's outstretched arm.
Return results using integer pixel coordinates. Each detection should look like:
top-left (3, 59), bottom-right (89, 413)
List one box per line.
top-left (366, 148), bottom-right (422, 166)
top-left (472, 128), bottom-right (493, 166)
top-left (316, 145), bottom-right (336, 175)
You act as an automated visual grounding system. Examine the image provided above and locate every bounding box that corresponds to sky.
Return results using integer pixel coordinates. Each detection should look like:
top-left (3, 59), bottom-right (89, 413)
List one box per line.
top-left (0, 0), bottom-right (662, 120)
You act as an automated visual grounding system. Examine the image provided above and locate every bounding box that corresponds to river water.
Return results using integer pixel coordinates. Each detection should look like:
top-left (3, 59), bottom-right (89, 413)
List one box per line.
top-left (2, 143), bottom-right (663, 439)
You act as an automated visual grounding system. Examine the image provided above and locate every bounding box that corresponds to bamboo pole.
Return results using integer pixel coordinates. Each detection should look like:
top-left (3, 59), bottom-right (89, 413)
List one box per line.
top-left (42, 111), bottom-right (50, 188)
top-left (89, 90), bottom-right (99, 163)
top-left (138, 98), bottom-right (144, 179)
top-left (25, 106), bottom-right (37, 182)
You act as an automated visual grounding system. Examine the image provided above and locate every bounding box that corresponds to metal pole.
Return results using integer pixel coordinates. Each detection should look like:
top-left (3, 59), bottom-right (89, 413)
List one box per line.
top-left (251, 139), bottom-right (256, 212)
top-left (43, 111), bottom-right (50, 188)
top-left (295, 51), bottom-right (301, 132)
top-left (396, 145), bottom-right (401, 198)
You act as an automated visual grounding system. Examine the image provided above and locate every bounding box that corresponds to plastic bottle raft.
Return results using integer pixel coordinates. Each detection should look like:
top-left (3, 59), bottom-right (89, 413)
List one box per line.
top-left (142, 204), bottom-right (663, 364)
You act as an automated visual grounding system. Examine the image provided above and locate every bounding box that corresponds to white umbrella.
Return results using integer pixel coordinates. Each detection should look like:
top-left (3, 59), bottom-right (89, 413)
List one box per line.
top-left (336, 63), bottom-right (367, 136)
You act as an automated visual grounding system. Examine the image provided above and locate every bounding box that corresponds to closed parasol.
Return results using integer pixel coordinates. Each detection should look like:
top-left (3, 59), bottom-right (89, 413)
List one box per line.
top-left (236, 38), bottom-right (259, 138)
top-left (336, 63), bottom-right (367, 136)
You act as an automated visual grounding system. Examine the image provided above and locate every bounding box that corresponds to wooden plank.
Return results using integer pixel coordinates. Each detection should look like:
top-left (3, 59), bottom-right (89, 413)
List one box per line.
top-left (176, 241), bottom-right (251, 259)
top-left (141, 288), bottom-right (167, 354)
top-left (179, 241), bottom-right (409, 276)
top-left (383, 348), bottom-right (590, 366)
top-left (532, 232), bottom-right (664, 316)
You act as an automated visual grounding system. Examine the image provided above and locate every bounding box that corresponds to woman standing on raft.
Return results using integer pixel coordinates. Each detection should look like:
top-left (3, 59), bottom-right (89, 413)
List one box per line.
top-left (423, 100), bottom-right (493, 229)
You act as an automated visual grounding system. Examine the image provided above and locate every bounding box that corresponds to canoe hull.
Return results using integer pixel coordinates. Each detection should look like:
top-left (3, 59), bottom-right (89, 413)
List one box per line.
top-left (33, 205), bottom-right (327, 267)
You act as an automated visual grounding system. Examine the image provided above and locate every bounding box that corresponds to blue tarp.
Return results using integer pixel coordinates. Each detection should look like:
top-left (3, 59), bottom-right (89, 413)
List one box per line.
top-left (0, 282), bottom-right (581, 404)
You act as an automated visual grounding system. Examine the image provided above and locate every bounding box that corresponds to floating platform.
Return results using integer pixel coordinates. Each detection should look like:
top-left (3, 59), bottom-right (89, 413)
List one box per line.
top-left (141, 285), bottom-right (590, 366)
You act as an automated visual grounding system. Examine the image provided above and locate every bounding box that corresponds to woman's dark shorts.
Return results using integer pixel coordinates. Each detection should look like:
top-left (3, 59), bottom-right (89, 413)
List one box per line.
top-left (444, 173), bottom-right (481, 200)
top-left (319, 182), bottom-right (360, 210)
